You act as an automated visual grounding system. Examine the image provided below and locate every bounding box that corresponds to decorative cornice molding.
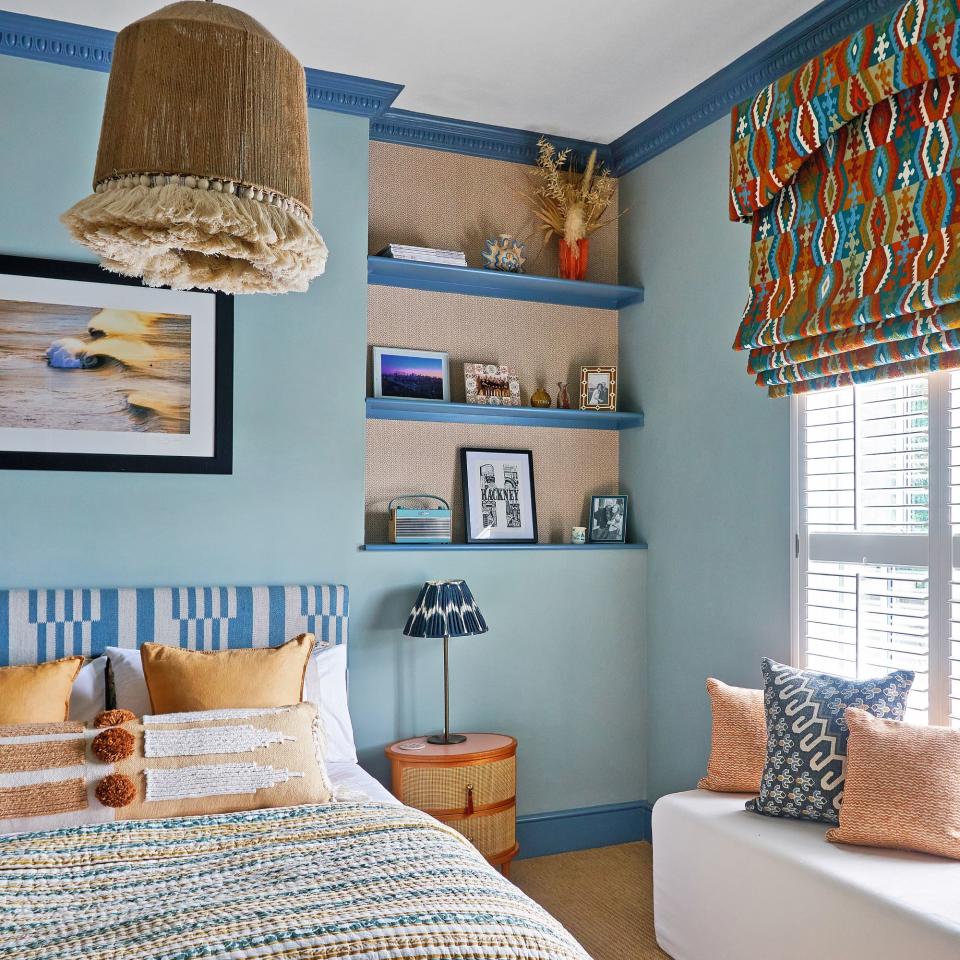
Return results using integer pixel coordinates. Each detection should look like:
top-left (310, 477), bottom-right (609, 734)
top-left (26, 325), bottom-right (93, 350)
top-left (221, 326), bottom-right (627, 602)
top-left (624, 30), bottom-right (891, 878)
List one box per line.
top-left (304, 68), bottom-right (403, 118)
top-left (370, 108), bottom-right (612, 166)
top-left (0, 10), bottom-right (113, 71)
top-left (0, 1), bottom-right (908, 170)
top-left (610, 0), bottom-right (903, 176)
top-left (0, 10), bottom-right (403, 119)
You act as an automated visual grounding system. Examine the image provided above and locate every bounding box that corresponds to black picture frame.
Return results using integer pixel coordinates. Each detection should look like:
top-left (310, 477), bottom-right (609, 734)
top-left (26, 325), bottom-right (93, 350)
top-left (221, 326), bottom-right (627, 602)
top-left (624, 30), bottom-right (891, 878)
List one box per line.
top-left (0, 254), bottom-right (233, 474)
top-left (460, 447), bottom-right (538, 544)
top-left (588, 495), bottom-right (628, 543)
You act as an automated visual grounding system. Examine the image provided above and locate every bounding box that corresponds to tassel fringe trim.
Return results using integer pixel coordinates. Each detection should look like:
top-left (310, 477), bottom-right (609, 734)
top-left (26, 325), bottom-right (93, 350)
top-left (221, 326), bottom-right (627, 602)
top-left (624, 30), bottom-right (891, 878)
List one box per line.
top-left (61, 183), bottom-right (328, 294)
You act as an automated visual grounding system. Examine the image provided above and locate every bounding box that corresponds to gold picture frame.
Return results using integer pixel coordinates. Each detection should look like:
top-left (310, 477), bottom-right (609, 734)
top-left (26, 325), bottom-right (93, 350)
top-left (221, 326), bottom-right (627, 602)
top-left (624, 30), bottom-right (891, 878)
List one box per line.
top-left (579, 366), bottom-right (617, 411)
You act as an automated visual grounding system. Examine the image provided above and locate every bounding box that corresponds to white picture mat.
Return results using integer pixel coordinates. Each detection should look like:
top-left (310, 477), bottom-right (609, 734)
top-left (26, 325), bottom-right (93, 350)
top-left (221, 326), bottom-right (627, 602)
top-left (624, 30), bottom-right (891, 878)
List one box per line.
top-left (464, 449), bottom-right (535, 541)
top-left (0, 273), bottom-right (217, 457)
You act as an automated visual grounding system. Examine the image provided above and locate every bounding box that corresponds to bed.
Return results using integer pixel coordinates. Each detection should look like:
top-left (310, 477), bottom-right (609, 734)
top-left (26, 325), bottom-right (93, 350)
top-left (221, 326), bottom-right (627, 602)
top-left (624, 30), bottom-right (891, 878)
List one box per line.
top-left (653, 789), bottom-right (960, 960)
top-left (0, 583), bottom-right (588, 960)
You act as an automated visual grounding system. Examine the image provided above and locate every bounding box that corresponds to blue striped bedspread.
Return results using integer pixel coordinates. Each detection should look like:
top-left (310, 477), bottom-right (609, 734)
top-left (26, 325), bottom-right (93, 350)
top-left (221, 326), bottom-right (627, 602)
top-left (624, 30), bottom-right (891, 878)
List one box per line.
top-left (0, 801), bottom-right (590, 959)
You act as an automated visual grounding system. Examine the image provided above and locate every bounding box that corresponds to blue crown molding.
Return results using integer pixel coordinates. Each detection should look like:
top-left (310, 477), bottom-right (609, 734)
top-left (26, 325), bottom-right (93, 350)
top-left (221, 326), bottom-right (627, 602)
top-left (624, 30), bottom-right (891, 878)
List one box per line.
top-left (610, 0), bottom-right (903, 176)
top-left (0, 1), bottom-right (907, 170)
top-left (0, 10), bottom-right (403, 119)
top-left (0, 10), bottom-right (113, 71)
top-left (371, 108), bottom-right (612, 167)
top-left (304, 68), bottom-right (403, 118)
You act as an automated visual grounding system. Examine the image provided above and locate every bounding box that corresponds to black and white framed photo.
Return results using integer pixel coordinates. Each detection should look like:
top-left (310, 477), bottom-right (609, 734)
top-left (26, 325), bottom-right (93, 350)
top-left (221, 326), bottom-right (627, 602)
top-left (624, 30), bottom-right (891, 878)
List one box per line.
top-left (579, 365), bottom-right (618, 410)
top-left (589, 495), bottom-right (628, 543)
top-left (461, 448), bottom-right (537, 544)
top-left (0, 255), bottom-right (233, 474)
top-left (372, 346), bottom-right (450, 402)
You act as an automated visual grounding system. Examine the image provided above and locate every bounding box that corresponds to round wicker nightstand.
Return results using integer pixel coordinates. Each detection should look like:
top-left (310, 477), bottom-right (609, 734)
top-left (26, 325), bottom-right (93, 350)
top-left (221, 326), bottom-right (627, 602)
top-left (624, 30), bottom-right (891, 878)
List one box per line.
top-left (385, 733), bottom-right (518, 875)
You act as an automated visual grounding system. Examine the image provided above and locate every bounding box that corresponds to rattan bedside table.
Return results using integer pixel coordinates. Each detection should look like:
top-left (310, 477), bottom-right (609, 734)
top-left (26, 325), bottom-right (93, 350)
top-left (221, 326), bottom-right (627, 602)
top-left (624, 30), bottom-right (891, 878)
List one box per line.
top-left (385, 733), bottom-right (518, 875)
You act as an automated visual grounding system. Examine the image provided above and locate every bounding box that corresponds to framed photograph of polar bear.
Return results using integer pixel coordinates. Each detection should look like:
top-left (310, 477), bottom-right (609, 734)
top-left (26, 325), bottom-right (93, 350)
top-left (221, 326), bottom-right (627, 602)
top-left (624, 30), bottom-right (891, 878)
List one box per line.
top-left (0, 255), bottom-right (232, 473)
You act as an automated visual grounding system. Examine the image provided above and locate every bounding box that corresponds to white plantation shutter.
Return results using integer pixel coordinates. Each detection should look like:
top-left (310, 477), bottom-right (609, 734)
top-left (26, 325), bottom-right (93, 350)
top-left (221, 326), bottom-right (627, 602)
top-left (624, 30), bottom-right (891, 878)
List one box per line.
top-left (793, 376), bottom-right (951, 725)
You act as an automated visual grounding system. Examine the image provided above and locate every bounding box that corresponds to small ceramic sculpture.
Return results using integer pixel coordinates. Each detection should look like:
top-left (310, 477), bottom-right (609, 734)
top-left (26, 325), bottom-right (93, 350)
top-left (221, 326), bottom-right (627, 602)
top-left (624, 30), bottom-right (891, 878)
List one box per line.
top-left (481, 234), bottom-right (526, 273)
top-left (556, 382), bottom-right (571, 409)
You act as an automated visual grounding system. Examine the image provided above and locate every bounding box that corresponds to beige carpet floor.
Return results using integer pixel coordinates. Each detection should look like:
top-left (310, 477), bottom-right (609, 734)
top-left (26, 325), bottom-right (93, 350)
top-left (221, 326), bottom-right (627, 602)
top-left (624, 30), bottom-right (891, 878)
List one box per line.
top-left (511, 842), bottom-right (669, 960)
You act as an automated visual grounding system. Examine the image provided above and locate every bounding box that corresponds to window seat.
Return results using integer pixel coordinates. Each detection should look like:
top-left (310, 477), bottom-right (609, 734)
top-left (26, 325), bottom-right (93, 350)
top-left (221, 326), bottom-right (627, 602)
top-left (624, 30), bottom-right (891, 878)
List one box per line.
top-left (652, 789), bottom-right (960, 960)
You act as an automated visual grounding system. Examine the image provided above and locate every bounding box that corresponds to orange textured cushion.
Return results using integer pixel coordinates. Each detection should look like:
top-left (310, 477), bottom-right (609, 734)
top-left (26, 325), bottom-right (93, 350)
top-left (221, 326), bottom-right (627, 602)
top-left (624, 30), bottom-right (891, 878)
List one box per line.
top-left (141, 634), bottom-right (314, 714)
top-left (826, 707), bottom-right (960, 860)
top-left (698, 678), bottom-right (767, 793)
top-left (0, 657), bottom-right (83, 724)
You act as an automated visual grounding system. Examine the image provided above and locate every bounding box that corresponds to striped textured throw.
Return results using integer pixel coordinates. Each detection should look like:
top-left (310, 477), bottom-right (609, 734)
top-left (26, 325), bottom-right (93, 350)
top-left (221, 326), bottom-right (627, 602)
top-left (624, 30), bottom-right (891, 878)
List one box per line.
top-left (0, 801), bottom-right (589, 959)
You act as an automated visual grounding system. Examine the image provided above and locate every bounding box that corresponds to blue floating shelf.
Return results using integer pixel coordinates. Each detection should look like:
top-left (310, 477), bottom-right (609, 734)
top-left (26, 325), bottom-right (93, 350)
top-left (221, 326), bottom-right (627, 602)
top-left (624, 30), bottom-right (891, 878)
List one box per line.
top-left (368, 256), bottom-right (644, 310)
top-left (366, 397), bottom-right (643, 430)
top-left (362, 543), bottom-right (647, 551)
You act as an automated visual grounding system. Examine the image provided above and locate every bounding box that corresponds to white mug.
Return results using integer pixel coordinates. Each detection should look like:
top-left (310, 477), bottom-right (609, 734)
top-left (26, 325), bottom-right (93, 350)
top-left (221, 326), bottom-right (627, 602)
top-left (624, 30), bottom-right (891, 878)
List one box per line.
top-left (571, 526), bottom-right (587, 544)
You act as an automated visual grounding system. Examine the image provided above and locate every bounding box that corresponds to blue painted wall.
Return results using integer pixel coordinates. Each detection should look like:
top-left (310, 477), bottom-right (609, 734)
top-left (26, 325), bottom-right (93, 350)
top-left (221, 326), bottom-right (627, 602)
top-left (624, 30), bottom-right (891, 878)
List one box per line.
top-left (0, 55), bottom-right (646, 816)
top-left (617, 119), bottom-right (791, 800)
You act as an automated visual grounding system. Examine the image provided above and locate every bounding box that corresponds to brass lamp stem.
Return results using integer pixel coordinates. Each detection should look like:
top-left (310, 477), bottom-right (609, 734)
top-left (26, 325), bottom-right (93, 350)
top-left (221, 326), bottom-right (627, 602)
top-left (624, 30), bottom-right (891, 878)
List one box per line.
top-left (428, 634), bottom-right (466, 745)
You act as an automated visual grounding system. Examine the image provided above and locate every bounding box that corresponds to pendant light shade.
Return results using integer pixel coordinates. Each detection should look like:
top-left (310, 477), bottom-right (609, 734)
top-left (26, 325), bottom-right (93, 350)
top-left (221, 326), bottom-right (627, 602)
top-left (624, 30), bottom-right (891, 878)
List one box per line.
top-left (61, 1), bottom-right (328, 294)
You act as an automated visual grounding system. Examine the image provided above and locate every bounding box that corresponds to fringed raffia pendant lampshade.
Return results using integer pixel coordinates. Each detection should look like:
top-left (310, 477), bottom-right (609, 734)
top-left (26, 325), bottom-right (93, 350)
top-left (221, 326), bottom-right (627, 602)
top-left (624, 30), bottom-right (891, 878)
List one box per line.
top-left (61, 1), bottom-right (328, 294)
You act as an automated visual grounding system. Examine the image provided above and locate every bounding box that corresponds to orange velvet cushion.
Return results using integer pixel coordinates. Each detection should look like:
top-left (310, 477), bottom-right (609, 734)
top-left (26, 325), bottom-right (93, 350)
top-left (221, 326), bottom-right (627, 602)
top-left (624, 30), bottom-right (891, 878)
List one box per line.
top-left (827, 707), bottom-right (960, 860)
top-left (698, 678), bottom-right (767, 793)
top-left (0, 657), bottom-right (84, 724)
top-left (140, 634), bottom-right (314, 714)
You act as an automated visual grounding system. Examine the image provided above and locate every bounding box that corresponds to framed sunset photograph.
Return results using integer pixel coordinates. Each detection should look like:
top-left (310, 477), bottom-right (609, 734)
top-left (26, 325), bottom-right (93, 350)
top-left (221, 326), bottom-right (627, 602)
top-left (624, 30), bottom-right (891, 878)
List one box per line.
top-left (372, 346), bottom-right (450, 402)
top-left (0, 256), bottom-right (233, 473)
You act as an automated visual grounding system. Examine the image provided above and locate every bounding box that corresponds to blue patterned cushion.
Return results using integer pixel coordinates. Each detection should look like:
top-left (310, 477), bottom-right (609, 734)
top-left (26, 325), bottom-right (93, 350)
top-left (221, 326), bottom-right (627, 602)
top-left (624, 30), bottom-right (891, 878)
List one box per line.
top-left (746, 658), bottom-right (914, 825)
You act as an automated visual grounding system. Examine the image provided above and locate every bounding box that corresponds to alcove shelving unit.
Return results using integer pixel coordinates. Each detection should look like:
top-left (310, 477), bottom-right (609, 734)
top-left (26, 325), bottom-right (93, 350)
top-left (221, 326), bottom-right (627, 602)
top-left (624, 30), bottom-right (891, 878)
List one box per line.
top-left (364, 139), bottom-right (644, 550)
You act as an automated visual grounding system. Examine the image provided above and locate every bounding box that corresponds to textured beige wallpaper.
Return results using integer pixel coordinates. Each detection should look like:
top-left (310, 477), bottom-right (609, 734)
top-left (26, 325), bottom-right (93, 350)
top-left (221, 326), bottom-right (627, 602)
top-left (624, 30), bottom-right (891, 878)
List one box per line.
top-left (369, 141), bottom-right (619, 283)
top-left (365, 141), bottom-right (624, 546)
top-left (368, 286), bottom-right (617, 404)
top-left (365, 420), bottom-right (620, 545)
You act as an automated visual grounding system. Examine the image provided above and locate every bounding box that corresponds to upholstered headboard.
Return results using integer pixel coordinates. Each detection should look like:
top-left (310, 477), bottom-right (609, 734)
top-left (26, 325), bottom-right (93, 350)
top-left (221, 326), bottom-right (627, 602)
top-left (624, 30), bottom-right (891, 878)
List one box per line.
top-left (0, 584), bottom-right (348, 666)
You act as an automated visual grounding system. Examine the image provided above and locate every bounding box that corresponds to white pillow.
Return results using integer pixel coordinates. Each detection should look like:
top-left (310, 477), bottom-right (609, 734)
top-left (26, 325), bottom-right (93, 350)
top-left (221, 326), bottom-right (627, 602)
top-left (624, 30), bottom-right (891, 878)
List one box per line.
top-left (105, 642), bottom-right (357, 763)
top-left (69, 656), bottom-right (107, 723)
top-left (303, 643), bottom-right (357, 764)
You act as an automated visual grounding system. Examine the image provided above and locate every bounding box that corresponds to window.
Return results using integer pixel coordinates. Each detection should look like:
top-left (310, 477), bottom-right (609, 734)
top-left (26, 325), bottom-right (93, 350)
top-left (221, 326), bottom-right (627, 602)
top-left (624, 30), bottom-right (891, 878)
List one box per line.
top-left (792, 373), bottom-right (959, 727)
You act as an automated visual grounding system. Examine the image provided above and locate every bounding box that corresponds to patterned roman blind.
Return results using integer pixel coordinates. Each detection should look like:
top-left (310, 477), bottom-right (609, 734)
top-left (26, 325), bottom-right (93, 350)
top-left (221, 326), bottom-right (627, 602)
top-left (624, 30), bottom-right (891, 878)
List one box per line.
top-left (730, 0), bottom-right (960, 397)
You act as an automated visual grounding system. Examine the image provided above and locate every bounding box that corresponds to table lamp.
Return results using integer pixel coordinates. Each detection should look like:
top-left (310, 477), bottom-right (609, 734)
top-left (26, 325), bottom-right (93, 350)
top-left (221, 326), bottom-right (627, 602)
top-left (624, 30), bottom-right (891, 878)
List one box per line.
top-left (403, 579), bottom-right (488, 744)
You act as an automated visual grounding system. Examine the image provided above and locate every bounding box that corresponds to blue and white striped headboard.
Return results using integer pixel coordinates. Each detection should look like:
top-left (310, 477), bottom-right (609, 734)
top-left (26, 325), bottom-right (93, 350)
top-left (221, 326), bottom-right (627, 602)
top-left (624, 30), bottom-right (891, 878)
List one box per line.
top-left (0, 584), bottom-right (348, 666)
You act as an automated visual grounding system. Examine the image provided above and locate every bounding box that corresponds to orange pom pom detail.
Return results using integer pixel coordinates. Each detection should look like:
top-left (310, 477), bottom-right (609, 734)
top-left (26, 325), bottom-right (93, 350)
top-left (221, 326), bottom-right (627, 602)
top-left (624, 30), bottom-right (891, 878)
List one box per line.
top-left (94, 709), bottom-right (137, 728)
top-left (95, 774), bottom-right (136, 808)
top-left (91, 727), bottom-right (135, 763)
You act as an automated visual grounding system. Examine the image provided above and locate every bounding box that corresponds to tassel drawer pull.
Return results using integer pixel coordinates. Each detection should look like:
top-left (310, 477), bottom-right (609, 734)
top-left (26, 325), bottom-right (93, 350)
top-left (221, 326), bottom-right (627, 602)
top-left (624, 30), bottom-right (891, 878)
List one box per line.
top-left (465, 785), bottom-right (474, 815)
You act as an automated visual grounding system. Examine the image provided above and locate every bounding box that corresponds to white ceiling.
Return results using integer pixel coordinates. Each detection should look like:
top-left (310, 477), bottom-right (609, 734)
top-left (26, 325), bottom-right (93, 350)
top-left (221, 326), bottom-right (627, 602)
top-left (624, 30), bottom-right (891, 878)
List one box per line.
top-left (10, 0), bottom-right (823, 142)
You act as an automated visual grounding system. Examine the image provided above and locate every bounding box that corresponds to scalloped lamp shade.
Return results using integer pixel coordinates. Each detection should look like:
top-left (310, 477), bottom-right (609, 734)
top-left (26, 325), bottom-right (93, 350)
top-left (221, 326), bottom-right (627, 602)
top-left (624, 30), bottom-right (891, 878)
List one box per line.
top-left (61, 1), bottom-right (328, 295)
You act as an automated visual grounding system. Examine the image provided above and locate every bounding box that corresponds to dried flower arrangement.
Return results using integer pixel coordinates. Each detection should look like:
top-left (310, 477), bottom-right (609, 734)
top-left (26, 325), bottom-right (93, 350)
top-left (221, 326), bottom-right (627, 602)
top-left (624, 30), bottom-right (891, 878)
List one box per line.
top-left (522, 138), bottom-right (625, 278)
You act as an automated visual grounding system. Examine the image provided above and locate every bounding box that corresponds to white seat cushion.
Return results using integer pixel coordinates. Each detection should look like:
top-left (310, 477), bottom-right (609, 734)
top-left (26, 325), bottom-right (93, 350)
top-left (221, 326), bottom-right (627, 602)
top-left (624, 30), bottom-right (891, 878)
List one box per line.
top-left (652, 789), bottom-right (960, 960)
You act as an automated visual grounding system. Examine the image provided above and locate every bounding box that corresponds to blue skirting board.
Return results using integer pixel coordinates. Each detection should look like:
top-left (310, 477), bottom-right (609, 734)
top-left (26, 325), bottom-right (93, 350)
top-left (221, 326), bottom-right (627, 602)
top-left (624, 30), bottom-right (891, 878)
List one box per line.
top-left (516, 800), bottom-right (653, 859)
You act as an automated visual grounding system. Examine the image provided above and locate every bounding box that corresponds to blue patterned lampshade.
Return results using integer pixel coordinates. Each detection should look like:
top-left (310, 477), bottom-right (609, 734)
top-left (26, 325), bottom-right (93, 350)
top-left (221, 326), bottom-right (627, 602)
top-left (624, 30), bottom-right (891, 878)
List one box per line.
top-left (403, 580), bottom-right (487, 745)
top-left (403, 580), bottom-right (488, 639)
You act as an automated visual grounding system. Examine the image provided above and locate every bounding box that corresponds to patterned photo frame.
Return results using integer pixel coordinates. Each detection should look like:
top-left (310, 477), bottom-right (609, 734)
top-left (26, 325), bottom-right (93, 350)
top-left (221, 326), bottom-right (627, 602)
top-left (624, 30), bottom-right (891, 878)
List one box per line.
top-left (579, 366), bottom-right (617, 411)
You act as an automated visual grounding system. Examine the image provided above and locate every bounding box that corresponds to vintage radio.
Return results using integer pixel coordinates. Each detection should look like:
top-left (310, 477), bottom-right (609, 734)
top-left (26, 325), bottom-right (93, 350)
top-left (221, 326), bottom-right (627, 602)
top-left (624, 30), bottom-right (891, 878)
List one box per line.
top-left (389, 495), bottom-right (453, 544)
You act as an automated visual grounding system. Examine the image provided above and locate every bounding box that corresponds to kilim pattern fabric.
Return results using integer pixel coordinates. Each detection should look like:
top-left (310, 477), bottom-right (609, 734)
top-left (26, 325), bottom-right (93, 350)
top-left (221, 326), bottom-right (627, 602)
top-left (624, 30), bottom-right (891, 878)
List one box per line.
top-left (729, 0), bottom-right (960, 395)
top-left (0, 584), bottom-right (347, 666)
top-left (0, 802), bottom-right (590, 960)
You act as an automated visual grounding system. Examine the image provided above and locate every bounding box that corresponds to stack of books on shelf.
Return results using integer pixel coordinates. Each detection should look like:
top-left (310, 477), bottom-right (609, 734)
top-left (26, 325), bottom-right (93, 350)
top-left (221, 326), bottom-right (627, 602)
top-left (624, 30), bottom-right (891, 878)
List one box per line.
top-left (376, 244), bottom-right (467, 267)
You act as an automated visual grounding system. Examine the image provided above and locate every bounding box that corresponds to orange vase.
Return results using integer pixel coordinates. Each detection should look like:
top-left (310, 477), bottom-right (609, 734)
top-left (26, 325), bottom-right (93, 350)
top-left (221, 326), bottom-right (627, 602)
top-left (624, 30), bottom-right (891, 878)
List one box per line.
top-left (558, 238), bottom-right (589, 280)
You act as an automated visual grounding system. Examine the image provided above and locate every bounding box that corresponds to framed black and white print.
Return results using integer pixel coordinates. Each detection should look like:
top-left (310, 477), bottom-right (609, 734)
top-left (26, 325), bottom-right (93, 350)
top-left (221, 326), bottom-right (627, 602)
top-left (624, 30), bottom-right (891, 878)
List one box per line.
top-left (589, 495), bottom-right (628, 543)
top-left (461, 448), bottom-right (537, 544)
top-left (0, 255), bottom-right (233, 473)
